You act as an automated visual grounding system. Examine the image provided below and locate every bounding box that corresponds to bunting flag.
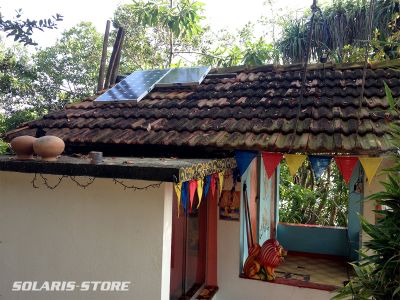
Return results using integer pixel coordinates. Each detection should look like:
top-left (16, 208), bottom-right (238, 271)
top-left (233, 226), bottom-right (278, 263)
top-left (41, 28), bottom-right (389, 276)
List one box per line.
top-left (235, 150), bottom-right (257, 176)
top-left (203, 175), bottom-right (211, 200)
top-left (197, 178), bottom-right (204, 208)
top-left (262, 152), bottom-right (283, 178)
top-left (309, 155), bottom-right (332, 181)
top-left (359, 156), bottom-right (384, 184)
top-left (218, 171), bottom-right (225, 195)
top-left (284, 154), bottom-right (307, 176)
top-left (334, 156), bottom-right (359, 184)
top-left (210, 173), bottom-right (217, 198)
top-left (174, 181), bottom-right (183, 217)
top-left (181, 181), bottom-right (189, 214)
top-left (189, 179), bottom-right (198, 211)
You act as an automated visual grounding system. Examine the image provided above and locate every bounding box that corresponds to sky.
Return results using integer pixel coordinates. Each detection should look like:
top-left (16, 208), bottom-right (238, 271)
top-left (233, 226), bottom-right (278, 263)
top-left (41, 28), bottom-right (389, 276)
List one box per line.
top-left (0, 0), bottom-right (311, 47)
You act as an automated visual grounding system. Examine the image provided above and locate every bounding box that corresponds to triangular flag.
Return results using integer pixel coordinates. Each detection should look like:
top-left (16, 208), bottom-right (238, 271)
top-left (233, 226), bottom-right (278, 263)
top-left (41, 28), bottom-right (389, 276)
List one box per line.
top-left (309, 155), bottom-right (332, 181)
top-left (189, 179), bottom-right (198, 211)
top-left (285, 154), bottom-right (307, 176)
top-left (359, 156), bottom-right (384, 184)
top-left (262, 152), bottom-right (283, 178)
top-left (197, 178), bottom-right (204, 208)
top-left (203, 175), bottom-right (211, 199)
top-left (218, 171), bottom-right (225, 195)
top-left (174, 182), bottom-right (183, 217)
top-left (181, 181), bottom-right (189, 214)
top-left (334, 156), bottom-right (359, 184)
top-left (235, 150), bottom-right (257, 176)
top-left (210, 173), bottom-right (217, 198)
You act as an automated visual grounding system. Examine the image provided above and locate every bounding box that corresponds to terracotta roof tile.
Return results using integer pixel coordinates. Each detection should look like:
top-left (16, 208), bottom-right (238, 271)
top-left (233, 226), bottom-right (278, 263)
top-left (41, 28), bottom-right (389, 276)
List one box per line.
top-left (5, 61), bottom-right (400, 154)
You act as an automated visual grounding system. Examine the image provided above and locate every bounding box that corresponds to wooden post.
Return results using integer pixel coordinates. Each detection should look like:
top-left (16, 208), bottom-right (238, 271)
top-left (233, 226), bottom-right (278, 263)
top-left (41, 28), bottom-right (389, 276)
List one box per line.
top-left (104, 27), bottom-right (123, 89)
top-left (110, 28), bottom-right (125, 86)
top-left (97, 20), bottom-right (111, 93)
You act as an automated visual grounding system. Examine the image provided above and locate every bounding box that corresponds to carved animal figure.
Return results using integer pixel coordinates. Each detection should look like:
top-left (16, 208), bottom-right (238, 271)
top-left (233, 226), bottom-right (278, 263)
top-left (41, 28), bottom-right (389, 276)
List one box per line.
top-left (243, 239), bottom-right (286, 281)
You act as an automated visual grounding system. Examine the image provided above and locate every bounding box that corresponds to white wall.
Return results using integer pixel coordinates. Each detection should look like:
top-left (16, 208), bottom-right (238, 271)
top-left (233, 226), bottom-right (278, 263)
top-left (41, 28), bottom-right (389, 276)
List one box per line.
top-left (0, 171), bottom-right (171, 300)
top-left (216, 217), bottom-right (333, 300)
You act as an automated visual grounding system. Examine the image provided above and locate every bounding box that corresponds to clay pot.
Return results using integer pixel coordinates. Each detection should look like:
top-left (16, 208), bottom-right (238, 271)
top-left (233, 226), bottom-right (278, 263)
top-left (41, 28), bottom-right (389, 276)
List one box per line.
top-left (10, 135), bottom-right (37, 160)
top-left (33, 136), bottom-right (65, 161)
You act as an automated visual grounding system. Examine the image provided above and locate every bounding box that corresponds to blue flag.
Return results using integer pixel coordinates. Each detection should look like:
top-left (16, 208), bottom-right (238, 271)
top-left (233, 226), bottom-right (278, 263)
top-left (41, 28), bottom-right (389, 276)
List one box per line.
top-left (181, 181), bottom-right (189, 213)
top-left (203, 175), bottom-right (211, 199)
top-left (309, 155), bottom-right (332, 181)
top-left (235, 150), bottom-right (258, 176)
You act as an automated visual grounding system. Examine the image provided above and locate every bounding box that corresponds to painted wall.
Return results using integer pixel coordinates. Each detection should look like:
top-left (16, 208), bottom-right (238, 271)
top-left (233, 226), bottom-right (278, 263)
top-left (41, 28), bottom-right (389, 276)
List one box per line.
top-left (0, 171), bottom-right (172, 300)
top-left (277, 223), bottom-right (349, 256)
top-left (217, 219), bottom-right (333, 300)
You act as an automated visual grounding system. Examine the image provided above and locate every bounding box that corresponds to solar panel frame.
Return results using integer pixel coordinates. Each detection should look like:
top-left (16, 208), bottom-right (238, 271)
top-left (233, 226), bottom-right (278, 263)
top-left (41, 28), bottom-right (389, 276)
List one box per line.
top-left (155, 66), bottom-right (211, 88)
top-left (94, 68), bottom-right (171, 103)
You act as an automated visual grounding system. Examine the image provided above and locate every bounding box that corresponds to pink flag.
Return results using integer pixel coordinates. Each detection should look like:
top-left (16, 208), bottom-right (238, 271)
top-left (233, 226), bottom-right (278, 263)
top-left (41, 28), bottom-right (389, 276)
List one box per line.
top-left (210, 173), bottom-right (217, 198)
top-left (334, 156), bottom-right (359, 184)
top-left (189, 179), bottom-right (198, 211)
top-left (262, 152), bottom-right (283, 178)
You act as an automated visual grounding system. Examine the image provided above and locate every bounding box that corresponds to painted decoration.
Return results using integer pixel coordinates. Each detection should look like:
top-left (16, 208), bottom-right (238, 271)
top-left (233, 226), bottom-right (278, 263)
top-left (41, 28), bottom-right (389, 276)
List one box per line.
top-left (174, 181), bottom-right (183, 216)
top-left (178, 157), bottom-right (236, 182)
top-left (196, 178), bottom-right (204, 208)
top-left (284, 154), bottom-right (307, 176)
top-left (309, 155), bottom-right (332, 181)
top-left (359, 156), bottom-right (384, 184)
top-left (235, 150), bottom-right (257, 176)
top-left (218, 171), bottom-right (225, 194)
top-left (243, 239), bottom-right (287, 281)
top-left (189, 179), bottom-right (198, 211)
top-left (334, 156), bottom-right (359, 184)
top-left (262, 152), bottom-right (283, 179)
top-left (219, 190), bottom-right (240, 221)
top-left (181, 181), bottom-right (189, 213)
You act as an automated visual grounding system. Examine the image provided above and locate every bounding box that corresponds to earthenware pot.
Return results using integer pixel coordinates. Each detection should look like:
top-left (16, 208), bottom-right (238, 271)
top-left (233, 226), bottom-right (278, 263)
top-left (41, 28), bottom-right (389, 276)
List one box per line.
top-left (33, 136), bottom-right (65, 161)
top-left (10, 135), bottom-right (37, 160)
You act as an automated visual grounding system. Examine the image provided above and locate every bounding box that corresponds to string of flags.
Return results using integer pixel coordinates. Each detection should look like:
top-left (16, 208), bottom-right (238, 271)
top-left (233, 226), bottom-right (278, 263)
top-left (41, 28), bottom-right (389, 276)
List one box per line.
top-left (174, 171), bottom-right (226, 217)
top-left (236, 150), bottom-right (384, 185)
top-left (173, 150), bottom-right (385, 217)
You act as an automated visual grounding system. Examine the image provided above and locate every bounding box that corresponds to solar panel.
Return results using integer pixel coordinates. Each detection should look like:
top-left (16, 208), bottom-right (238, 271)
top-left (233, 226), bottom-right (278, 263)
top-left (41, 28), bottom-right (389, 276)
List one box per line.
top-left (155, 66), bottom-right (211, 87)
top-left (94, 69), bottom-right (170, 103)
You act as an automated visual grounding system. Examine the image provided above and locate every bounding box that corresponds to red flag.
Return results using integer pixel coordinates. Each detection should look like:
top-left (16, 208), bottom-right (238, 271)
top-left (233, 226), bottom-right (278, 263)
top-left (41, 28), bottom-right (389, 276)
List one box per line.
top-left (334, 156), bottom-right (359, 184)
top-left (262, 152), bottom-right (283, 178)
top-left (210, 173), bottom-right (217, 198)
top-left (189, 179), bottom-right (198, 211)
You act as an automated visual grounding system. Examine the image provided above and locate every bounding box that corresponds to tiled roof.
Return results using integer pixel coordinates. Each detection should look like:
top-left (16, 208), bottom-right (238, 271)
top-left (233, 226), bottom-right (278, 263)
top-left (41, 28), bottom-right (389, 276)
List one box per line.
top-left (5, 60), bottom-right (400, 155)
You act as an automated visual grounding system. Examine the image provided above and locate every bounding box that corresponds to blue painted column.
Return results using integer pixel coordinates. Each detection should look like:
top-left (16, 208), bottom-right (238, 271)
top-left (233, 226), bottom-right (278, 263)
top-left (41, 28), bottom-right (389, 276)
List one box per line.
top-left (348, 162), bottom-right (364, 260)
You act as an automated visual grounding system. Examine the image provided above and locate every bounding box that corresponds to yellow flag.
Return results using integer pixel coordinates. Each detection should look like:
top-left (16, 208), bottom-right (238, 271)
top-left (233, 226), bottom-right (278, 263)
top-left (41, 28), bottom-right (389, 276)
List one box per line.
top-left (174, 182), bottom-right (182, 216)
top-left (197, 178), bottom-right (204, 208)
top-left (359, 157), bottom-right (384, 184)
top-left (285, 154), bottom-right (307, 176)
top-left (218, 171), bottom-right (225, 195)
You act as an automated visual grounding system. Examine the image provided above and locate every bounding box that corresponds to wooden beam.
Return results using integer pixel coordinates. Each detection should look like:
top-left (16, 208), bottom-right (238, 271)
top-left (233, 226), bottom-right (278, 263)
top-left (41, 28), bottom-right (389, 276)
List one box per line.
top-left (110, 28), bottom-right (125, 86)
top-left (104, 27), bottom-right (123, 89)
top-left (97, 20), bottom-right (111, 93)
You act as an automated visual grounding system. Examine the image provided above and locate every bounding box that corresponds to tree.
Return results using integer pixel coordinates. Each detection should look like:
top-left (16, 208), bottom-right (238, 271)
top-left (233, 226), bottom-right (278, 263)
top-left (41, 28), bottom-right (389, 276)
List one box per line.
top-left (34, 22), bottom-right (102, 112)
top-left (277, 0), bottom-right (399, 64)
top-left (0, 9), bottom-right (63, 45)
top-left (113, 0), bottom-right (206, 71)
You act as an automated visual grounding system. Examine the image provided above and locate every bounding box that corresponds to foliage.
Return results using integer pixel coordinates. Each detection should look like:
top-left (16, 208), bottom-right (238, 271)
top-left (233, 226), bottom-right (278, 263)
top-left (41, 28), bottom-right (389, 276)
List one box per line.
top-left (33, 22), bottom-right (102, 111)
top-left (198, 23), bottom-right (276, 67)
top-left (333, 89), bottom-right (400, 299)
top-left (0, 9), bottom-right (63, 45)
top-left (277, 0), bottom-right (399, 63)
top-left (114, 0), bottom-right (206, 70)
top-left (279, 160), bottom-right (349, 227)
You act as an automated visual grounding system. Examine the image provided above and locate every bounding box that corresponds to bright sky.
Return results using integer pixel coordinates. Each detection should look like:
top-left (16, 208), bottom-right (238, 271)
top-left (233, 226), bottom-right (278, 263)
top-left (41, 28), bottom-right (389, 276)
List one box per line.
top-left (0, 0), bottom-right (311, 47)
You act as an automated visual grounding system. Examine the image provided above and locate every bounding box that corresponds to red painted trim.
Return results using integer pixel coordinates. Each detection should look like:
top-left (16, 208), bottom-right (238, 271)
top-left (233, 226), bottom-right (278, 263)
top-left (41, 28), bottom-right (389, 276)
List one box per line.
top-left (206, 191), bottom-right (218, 286)
top-left (278, 222), bottom-right (347, 230)
top-left (288, 251), bottom-right (348, 262)
top-left (239, 274), bottom-right (338, 292)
